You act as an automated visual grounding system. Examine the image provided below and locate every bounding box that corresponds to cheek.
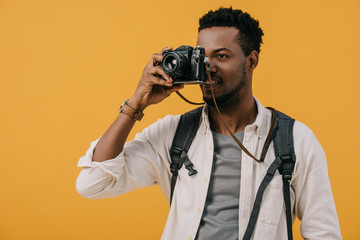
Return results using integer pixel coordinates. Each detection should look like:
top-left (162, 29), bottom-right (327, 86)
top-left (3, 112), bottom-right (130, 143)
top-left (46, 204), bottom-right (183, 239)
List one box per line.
top-left (218, 62), bottom-right (247, 85)
top-left (217, 61), bottom-right (239, 76)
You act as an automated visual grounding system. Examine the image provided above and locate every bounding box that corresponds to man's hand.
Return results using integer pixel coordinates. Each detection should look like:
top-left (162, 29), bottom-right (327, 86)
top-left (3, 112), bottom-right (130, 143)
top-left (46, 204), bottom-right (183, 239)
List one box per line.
top-left (128, 47), bottom-right (184, 111)
top-left (93, 47), bottom-right (184, 162)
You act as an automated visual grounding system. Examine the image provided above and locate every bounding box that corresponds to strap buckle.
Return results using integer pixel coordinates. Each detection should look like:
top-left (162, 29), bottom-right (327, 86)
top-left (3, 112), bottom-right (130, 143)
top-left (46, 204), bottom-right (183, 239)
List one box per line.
top-left (170, 147), bottom-right (197, 176)
top-left (279, 154), bottom-right (296, 182)
top-left (170, 147), bottom-right (183, 174)
top-left (180, 151), bottom-right (198, 176)
top-left (170, 162), bottom-right (179, 174)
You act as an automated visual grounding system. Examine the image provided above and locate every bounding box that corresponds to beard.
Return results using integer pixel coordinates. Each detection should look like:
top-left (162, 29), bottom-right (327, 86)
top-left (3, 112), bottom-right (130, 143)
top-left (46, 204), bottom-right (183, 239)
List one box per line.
top-left (203, 65), bottom-right (247, 108)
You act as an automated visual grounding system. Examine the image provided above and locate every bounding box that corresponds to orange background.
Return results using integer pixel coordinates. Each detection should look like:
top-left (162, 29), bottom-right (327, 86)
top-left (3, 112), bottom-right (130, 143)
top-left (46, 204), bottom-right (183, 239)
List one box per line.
top-left (1, 0), bottom-right (359, 239)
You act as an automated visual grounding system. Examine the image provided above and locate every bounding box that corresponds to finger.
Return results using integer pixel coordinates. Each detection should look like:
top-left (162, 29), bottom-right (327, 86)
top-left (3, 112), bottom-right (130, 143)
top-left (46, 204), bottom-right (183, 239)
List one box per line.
top-left (149, 65), bottom-right (173, 82)
top-left (145, 68), bottom-right (173, 86)
top-left (152, 47), bottom-right (173, 66)
top-left (152, 54), bottom-right (164, 66)
top-left (149, 76), bottom-right (174, 88)
top-left (170, 84), bottom-right (184, 92)
top-left (165, 84), bottom-right (184, 96)
top-left (159, 46), bottom-right (172, 55)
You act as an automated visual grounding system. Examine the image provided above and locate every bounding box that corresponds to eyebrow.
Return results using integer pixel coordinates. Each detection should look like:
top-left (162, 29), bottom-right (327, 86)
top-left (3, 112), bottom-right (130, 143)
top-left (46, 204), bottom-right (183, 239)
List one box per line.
top-left (213, 48), bottom-right (231, 53)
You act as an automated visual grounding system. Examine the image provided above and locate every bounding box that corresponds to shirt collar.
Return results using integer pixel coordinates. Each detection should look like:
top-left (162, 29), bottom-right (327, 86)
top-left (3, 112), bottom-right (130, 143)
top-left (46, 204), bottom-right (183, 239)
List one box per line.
top-left (252, 96), bottom-right (272, 139)
top-left (201, 96), bottom-right (272, 138)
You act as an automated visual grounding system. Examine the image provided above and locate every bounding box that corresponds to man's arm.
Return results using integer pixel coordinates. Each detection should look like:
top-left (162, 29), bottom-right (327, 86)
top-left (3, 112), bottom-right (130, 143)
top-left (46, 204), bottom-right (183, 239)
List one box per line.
top-left (92, 47), bottom-right (183, 162)
top-left (292, 123), bottom-right (342, 239)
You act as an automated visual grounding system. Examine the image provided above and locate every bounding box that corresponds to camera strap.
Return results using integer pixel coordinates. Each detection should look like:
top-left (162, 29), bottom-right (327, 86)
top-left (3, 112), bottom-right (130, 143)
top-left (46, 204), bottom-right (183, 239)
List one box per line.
top-left (175, 91), bottom-right (204, 105)
top-left (205, 71), bottom-right (277, 163)
top-left (174, 68), bottom-right (277, 162)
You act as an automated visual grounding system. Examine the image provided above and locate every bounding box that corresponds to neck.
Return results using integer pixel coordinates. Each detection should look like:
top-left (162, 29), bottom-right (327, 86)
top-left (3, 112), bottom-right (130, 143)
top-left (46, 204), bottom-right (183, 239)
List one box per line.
top-left (208, 94), bottom-right (257, 135)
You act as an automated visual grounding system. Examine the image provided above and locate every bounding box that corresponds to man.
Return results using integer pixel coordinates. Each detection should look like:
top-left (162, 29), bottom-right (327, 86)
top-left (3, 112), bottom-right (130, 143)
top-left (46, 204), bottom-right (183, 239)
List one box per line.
top-left (76, 7), bottom-right (342, 240)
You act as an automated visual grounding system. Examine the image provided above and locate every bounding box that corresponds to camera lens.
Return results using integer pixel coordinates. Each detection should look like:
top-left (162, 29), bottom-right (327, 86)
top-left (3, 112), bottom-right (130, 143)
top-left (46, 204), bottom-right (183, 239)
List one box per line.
top-left (161, 53), bottom-right (189, 78)
top-left (165, 56), bottom-right (177, 70)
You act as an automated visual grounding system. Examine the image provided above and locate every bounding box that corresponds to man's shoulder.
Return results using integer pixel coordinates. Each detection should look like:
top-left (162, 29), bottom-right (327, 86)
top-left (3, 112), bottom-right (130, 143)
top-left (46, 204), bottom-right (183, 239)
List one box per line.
top-left (272, 109), bottom-right (314, 139)
top-left (271, 109), bottom-right (318, 153)
top-left (290, 118), bottom-right (325, 165)
top-left (293, 120), bottom-right (313, 135)
top-left (144, 113), bottom-right (182, 133)
top-left (129, 114), bottom-right (182, 154)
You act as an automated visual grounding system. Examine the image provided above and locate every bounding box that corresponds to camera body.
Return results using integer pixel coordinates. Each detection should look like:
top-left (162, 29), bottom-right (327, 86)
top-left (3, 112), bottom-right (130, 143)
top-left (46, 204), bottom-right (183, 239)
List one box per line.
top-left (161, 45), bottom-right (208, 84)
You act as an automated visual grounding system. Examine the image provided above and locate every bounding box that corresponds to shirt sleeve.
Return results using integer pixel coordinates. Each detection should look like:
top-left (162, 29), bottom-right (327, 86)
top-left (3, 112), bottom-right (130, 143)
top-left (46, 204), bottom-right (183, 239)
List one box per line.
top-left (76, 114), bottom-right (180, 200)
top-left (292, 122), bottom-right (342, 239)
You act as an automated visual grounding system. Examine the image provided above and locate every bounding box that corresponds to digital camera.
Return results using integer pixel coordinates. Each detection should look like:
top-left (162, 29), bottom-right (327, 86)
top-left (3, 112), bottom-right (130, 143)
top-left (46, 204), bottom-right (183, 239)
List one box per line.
top-left (161, 45), bottom-right (208, 84)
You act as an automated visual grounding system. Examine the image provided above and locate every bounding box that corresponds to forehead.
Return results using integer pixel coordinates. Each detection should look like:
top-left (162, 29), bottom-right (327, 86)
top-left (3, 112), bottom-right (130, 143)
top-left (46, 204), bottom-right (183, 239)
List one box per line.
top-left (196, 27), bottom-right (241, 52)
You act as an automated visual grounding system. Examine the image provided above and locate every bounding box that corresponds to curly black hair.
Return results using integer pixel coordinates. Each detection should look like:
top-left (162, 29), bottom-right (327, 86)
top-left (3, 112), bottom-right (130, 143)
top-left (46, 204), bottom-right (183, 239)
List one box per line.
top-left (198, 7), bottom-right (264, 56)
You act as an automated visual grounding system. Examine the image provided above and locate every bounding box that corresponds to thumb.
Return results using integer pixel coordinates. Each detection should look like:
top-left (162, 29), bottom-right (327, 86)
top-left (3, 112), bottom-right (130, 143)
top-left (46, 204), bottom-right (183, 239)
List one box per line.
top-left (169, 85), bottom-right (184, 93)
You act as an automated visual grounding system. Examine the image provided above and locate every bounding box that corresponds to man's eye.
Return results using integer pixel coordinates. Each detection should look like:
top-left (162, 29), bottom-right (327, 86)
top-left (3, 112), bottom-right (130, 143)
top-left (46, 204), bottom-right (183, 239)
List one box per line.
top-left (217, 54), bottom-right (228, 59)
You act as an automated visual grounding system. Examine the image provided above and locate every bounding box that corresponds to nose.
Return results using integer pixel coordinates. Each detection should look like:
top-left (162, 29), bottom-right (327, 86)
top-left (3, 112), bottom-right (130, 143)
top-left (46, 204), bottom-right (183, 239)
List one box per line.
top-left (208, 60), bottom-right (217, 73)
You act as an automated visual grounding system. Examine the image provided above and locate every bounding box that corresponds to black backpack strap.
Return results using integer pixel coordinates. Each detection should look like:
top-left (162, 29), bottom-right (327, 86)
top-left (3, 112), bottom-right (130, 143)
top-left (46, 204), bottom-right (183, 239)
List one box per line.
top-left (242, 154), bottom-right (282, 240)
top-left (243, 109), bottom-right (295, 240)
top-left (169, 107), bottom-right (203, 205)
top-left (273, 111), bottom-right (296, 240)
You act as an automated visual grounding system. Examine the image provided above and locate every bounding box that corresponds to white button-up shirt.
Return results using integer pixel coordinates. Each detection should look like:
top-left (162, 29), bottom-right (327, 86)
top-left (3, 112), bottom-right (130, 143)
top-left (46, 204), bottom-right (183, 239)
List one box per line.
top-left (76, 98), bottom-right (342, 240)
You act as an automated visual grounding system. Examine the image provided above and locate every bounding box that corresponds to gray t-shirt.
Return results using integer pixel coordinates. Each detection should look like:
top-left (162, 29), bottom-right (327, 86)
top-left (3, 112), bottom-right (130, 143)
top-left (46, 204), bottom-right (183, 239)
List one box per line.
top-left (195, 130), bottom-right (244, 240)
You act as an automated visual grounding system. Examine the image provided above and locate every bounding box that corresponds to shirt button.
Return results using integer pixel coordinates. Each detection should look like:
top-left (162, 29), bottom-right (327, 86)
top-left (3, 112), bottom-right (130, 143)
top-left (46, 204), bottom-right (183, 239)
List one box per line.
top-left (203, 178), bottom-right (208, 183)
top-left (188, 237), bottom-right (193, 240)
top-left (209, 146), bottom-right (213, 150)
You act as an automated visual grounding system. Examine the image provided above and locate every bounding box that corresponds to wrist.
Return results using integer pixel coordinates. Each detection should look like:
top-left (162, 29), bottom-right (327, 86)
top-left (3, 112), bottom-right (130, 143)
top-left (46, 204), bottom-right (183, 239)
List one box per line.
top-left (119, 99), bottom-right (144, 121)
top-left (127, 97), bottom-right (147, 112)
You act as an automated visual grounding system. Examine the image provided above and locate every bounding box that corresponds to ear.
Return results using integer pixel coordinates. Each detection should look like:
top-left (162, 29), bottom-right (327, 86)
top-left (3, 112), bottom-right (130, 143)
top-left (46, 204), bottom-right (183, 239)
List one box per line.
top-left (246, 50), bottom-right (259, 72)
